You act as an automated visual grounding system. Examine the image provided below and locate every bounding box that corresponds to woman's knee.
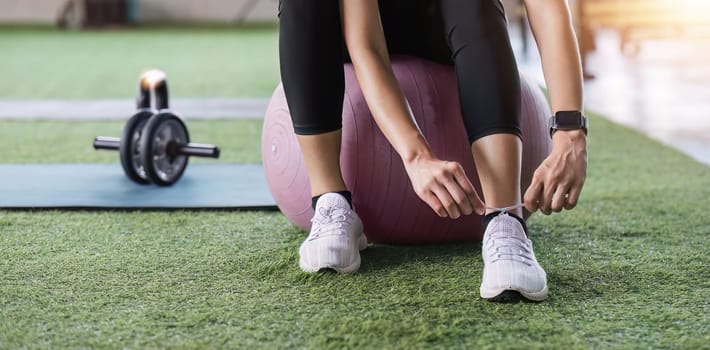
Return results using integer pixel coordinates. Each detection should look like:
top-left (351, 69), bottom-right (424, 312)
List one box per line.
top-left (438, 0), bottom-right (520, 143)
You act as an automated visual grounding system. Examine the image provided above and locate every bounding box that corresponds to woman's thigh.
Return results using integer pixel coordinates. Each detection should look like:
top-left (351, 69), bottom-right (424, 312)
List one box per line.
top-left (278, 0), bottom-right (346, 134)
top-left (377, 0), bottom-right (453, 64)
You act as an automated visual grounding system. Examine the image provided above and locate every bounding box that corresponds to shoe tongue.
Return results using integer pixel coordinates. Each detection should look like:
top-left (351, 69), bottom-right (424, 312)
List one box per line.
top-left (316, 193), bottom-right (351, 211)
top-left (490, 215), bottom-right (525, 238)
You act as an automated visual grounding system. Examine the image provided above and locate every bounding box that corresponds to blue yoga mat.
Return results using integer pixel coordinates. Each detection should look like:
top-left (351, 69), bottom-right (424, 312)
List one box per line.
top-left (0, 163), bottom-right (277, 210)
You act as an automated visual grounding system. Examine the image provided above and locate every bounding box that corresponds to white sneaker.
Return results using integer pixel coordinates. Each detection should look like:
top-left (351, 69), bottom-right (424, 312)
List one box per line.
top-left (299, 193), bottom-right (368, 274)
top-left (480, 213), bottom-right (548, 302)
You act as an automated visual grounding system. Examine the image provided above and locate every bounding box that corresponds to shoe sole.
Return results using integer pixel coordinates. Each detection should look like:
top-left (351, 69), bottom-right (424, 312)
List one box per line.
top-left (299, 231), bottom-right (368, 274)
top-left (481, 286), bottom-right (548, 302)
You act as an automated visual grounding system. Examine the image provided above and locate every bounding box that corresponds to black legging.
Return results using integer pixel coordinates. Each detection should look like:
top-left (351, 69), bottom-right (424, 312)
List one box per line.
top-left (278, 0), bottom-right (521, 143)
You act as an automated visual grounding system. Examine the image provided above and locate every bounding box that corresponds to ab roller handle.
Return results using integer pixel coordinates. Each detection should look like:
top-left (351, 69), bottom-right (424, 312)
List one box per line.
top-left (93, 69), bottom-right (221, 186)
top-left (93, 137), bottom-right (220, 158)
top-left (93, 136), bottom-right (124, 150)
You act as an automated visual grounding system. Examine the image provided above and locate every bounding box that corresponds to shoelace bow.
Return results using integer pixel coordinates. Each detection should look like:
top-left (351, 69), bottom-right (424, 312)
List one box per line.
top-left (309, 206), bottom-right (354, 240)
top-left (484, 203), bottom-right (534, 266)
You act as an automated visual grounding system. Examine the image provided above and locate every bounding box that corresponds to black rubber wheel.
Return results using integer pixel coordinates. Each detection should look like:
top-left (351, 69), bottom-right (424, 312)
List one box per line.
top-left (140, 112), bottom-right (190, 186)
top-left (119, 111), bottom-right (153, 184)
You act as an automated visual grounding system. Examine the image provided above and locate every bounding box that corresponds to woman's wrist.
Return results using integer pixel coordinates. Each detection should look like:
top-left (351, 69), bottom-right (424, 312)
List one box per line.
top-left (552, 129), bottom-right (587, 143)
top-left (551, 129), bottom-right (588, 156)
top-left (399, 133), bottom-right (436, 164)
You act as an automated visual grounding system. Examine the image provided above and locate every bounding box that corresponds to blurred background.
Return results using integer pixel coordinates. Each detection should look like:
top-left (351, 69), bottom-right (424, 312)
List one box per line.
top-left (0, 0), bottom-right (708, 165)
top-left (0, 0), bottom-right (277, 26)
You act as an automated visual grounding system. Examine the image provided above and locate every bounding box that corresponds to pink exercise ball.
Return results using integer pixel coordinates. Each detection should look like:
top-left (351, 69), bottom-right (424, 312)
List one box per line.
top-left (262, 56), bottom-right (550, 244)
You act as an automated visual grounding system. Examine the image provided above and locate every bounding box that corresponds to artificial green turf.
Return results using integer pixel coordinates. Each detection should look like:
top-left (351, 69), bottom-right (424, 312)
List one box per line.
top-left (0, 119), bottom-right (263, 163)
top-left (0, 27), bottom-right (280, 99)
top-left (0, 116), bottom-right (708, 349)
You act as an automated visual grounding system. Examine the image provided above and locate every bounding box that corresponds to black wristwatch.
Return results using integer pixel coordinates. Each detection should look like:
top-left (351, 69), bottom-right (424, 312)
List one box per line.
top-left (548, 111), bottom-right (588, 137)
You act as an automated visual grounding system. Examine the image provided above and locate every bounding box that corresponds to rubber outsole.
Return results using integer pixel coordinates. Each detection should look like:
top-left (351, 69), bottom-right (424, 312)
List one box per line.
top-left (484, 289), bottom-right (547, 303)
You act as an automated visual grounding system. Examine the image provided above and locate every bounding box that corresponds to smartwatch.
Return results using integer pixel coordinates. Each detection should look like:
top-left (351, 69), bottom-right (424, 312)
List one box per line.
top-left (548, 111), bottom-right (588, 137)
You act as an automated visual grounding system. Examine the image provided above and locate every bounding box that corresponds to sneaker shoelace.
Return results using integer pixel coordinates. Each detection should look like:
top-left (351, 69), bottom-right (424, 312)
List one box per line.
top-left (485, 203), bottom-right (525, 213)
top-left (484, 203), bottom-right (534, 267)
top-left (309, 206), bottom-right (354, 240)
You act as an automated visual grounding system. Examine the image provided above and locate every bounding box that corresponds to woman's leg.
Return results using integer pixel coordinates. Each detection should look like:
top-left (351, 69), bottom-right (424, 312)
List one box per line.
top-left (439, 0), bottom-right (524, 217)
top-left (278, 0), bottom-right (348, 198)
top-left (279, 0), bottom-right (366, 274)
top-left (438, 0), bottom-right (548, 302)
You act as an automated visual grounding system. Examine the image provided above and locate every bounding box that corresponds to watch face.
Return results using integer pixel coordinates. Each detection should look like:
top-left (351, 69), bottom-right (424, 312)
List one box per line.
top-left (549, 111), bottom-right (588, 137)
top-left (555, 111), bottom-right (584, 128)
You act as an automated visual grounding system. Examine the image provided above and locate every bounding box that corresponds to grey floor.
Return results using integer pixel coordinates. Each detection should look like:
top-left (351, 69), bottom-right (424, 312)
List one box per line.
top-left (583, 30), bottom-right (710, 166)
top-left (513, 27), bottom-right (710, 166)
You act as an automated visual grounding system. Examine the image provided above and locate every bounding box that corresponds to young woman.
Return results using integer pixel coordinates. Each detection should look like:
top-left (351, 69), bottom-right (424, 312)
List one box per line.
top-left (278, 0), bottom-right (588, 302)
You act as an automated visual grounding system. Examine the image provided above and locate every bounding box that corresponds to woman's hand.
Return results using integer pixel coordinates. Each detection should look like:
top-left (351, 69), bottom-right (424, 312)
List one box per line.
top-left (404, 155), bottom-right (485, 219)
top-left (524, 130), bottom-right (587, 214)
top-left (523, 0), bottom-right (587, 215)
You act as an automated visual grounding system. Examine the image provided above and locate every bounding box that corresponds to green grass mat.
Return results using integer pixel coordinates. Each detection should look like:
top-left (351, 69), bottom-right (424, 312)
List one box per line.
top-left (0, 27), bottom-right (280, 99)
top-left (0, 119), bottom-right (263, 163)
top-left (1, 116), bottom-right (709, 349)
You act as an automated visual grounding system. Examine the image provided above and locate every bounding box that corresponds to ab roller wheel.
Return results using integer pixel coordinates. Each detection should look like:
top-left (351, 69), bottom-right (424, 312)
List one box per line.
top-left (119, 110), bottom-right (152, 184)
top-left (140, 113), bottom-right (190, 186)
top-left (93, 69), bottom-right (220, 186)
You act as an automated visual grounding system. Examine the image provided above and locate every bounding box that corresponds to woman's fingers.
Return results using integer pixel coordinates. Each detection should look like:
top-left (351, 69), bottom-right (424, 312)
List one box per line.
top-left (432, 183), bottom-right (461, 219)
top-left (440, 166), bottom-right (472, 216)
top-left (539, 181), bottom-right (556, 215)
top-left (523, 175), bottom-right (543, 213)
top-left (565, 185), bottom-right (582, 210)
top-left (551, 185), bottom-right (569, 212)
top-left (441, 180), bottom-right (471, 217)
top-left (422, 191), bottom-right (448, 218)
top-left (405, 158), bottom-right (484, 218)
top-left (450, 163), bottom-right (485, 215)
